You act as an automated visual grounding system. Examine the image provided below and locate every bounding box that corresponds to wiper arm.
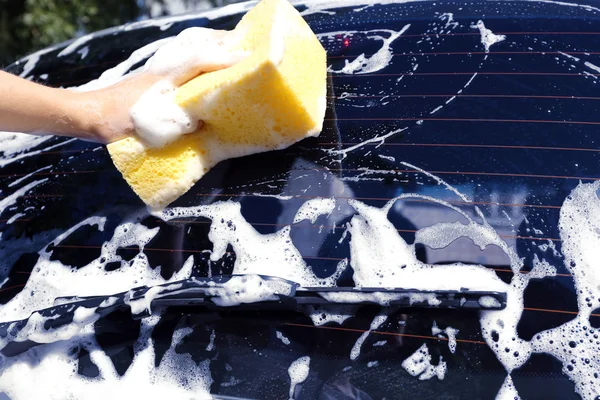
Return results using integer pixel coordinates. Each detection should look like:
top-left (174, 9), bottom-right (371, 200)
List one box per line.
top-left (0, 274), bottom-right (506, 356)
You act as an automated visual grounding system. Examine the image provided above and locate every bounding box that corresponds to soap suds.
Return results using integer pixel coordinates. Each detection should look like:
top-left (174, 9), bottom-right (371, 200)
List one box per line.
top-left (0, 135), bottom-right (74, 169)
top-left (293, 197), bottom-right (335, 224)
top-left (350, 313), bottom-right (388, 360)
top-left (0, 287), bottom-right (211, 400)
top-left (6, 212), bottom-right (24, 224)
top-left (8, 165), bottom-right (52, 187)
top-left (288, 355), bottom-right (310, 399)
top-left (129, 27), bottom-right (247, 147)
top-left (158, 201), bottom-right (345, 286)
top-left (73, 38), bottom-right (173, 92)
top-left (439, 12), bottom-right (459, 28)
top-left (58, 33), bottom-right (94, 57)
top-left (308, 305), bottom-right (355, 326)
top-left (326, 126), bottom-right (407, 160)
top-left (276, 330), bottom-right (291, 345)
top-left (528, 182), bottom-right (600, 400)
top-left (320, 25), bottom-right (410, 75)
top-left (205, 330), bottom-right (216, 351)
top-left (0, 167), bottom-right (597, 399)
top-left (584, 61), bottom-right (600, 73)
top-left (130, 80), bottom-right (198, 147)
top-left (401, 344), bottom-right (447, 380)
top-left (347, 197), bottom-right (506, 291)
top-left (17, 45), bottom-right (62, 79)
top-left (0, 179), bottom-right (47, 224)
top-left (207, 274), bottom-right (296, 307)
top-left (471, 20), bottom-right (506, 52)
top-left (432, 322), bottom-right (459, 353)
top-left (496, 375), bottom-right (521, 400)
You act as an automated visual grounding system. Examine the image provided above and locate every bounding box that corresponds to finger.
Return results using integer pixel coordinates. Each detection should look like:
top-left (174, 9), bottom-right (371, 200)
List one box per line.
top-left (198, 51), bottom-right (251, 73)
top-left (182, 120), bottom-right (204, 136)
top-left (171, 50), bottom-right (251, 86)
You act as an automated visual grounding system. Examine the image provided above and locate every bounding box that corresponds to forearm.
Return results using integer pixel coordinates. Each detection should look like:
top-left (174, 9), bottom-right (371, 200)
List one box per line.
top-left (0, 71), bottom-right (99, 140)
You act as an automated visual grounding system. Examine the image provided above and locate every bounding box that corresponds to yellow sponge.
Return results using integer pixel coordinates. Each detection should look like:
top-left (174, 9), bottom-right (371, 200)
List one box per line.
top-left (107, 0), bottom-right (327, 210)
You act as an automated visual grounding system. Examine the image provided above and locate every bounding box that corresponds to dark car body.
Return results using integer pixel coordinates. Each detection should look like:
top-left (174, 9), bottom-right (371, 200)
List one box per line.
top-left (2, 0), bottom-right (600, 398)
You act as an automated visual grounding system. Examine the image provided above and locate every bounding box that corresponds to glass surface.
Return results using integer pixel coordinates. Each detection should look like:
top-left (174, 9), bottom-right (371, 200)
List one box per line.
top-left (2, 1), bottom-right (600, 398)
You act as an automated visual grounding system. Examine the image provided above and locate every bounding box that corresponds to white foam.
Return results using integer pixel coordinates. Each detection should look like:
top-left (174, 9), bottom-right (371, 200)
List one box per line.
top-left (299, 0), bottom-right (421, 17)
top-left (401, 344), bottom-right (446, 380)
top-left (73, 38), bottom-right (173, 92)
top-left (288, 355), bottom-right (310, 399)
top-left (432, 322), bottom-right (459, 353)
top-left (205, 329), bottom-right (216, 351)
top-left (1, 169), bottom-right (597, 398)
top-left (350, 313), bottom-right (387, 360)
top-left (158, 201), bottom-right (345, 286)
top-left (347, 199), bottom-right (506, 292)
top-left (584, 61), bottom-right (600, 73)
top-left (0, 300), bottom-right (212, 400)
top-left (131, 80), bottom-right (198, 147)
top-left (0, 213), bottom-right (178, 322)
top-left (0, 133), bottom-right (52, 158)
top-left (208, 274), bottom-right (295, 307)
top-left (6, 212), bottom-right (24, 224)
top-left (527, 181), bottom-right (600, 399)
top-left (129, 27), bottom-right (249, 146)
top-left (276, 330), bottom-right (291, 345)
top-left (558, 51), bottom-right (580, 62)
top-left (308, 305), bottom-right (355, 326)
top-left (58, 34), bottom-right (94, 57)
top-left (320, 26), bottom-right (410, 75)
top-left (0, 137), bottom-right (76, 169)
top-left (17, 45), bottom-right (61, 79)
top-left (496, 375), bottom-right (521, 400)
top-left (293, 197), bottom-right (335, 224)
top-left (471, 20), bottom-right (506, 53)
top-left (8, 165), bottom-right (51, 188)
top-left (429, 105), bottom-right (443, 114)
top-left (78, 46), bottom-right (89, 59)
top-left (0, 179), bottom-right (47, 218)
top-left (378, 154), bottom-right (395, 162)
top-left (439, 12), bottom-right (459, 29)
top-left (325, 127), bottom-right (407, 160)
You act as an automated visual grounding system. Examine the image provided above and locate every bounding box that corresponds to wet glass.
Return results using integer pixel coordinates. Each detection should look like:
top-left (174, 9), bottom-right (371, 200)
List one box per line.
top-left (2, 1), bottom-right (600, 398)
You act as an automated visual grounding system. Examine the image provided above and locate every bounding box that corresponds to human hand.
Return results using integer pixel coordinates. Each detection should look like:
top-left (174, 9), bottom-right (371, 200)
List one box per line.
top-left (85, 27), bottom-right (248, 144)
top-left (0, 28), bottom-right (246, 144)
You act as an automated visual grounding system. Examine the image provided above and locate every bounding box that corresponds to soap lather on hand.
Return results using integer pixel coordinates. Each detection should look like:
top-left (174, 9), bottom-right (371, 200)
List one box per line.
top-left (129, 28), bottom-right (249, 148)
top-left (100, 27), bottom-right (249, 147)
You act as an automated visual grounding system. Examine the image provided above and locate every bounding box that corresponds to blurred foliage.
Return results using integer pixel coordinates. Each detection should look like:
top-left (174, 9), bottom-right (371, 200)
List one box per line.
top-left (0, 0), bottom-right (141, 66)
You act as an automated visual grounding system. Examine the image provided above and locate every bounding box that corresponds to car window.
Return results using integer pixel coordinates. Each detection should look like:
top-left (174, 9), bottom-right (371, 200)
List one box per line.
top-left (2, 1), bottom-right (600, 399)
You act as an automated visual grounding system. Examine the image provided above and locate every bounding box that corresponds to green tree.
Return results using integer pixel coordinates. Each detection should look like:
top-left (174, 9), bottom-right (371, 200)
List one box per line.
top-left (0, 0), bottom-right (140, 67)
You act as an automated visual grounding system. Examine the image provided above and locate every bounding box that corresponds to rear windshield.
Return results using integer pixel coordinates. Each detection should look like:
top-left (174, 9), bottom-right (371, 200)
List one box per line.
top-left (2, 1), bottom-right (600, 399)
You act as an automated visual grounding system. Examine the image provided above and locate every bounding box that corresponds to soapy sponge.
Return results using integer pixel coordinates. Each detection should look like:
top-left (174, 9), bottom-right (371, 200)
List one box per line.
top-left (107, 0), bottom-right (327, 210)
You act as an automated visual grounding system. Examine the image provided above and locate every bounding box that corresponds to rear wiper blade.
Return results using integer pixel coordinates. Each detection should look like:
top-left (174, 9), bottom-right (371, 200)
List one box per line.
top-left (0, 274), bottom-right (506, 356)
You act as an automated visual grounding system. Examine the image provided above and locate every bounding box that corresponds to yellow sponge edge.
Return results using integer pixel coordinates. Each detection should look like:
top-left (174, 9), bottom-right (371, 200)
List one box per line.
top-left (107, 0), bottom-right (327, 210)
